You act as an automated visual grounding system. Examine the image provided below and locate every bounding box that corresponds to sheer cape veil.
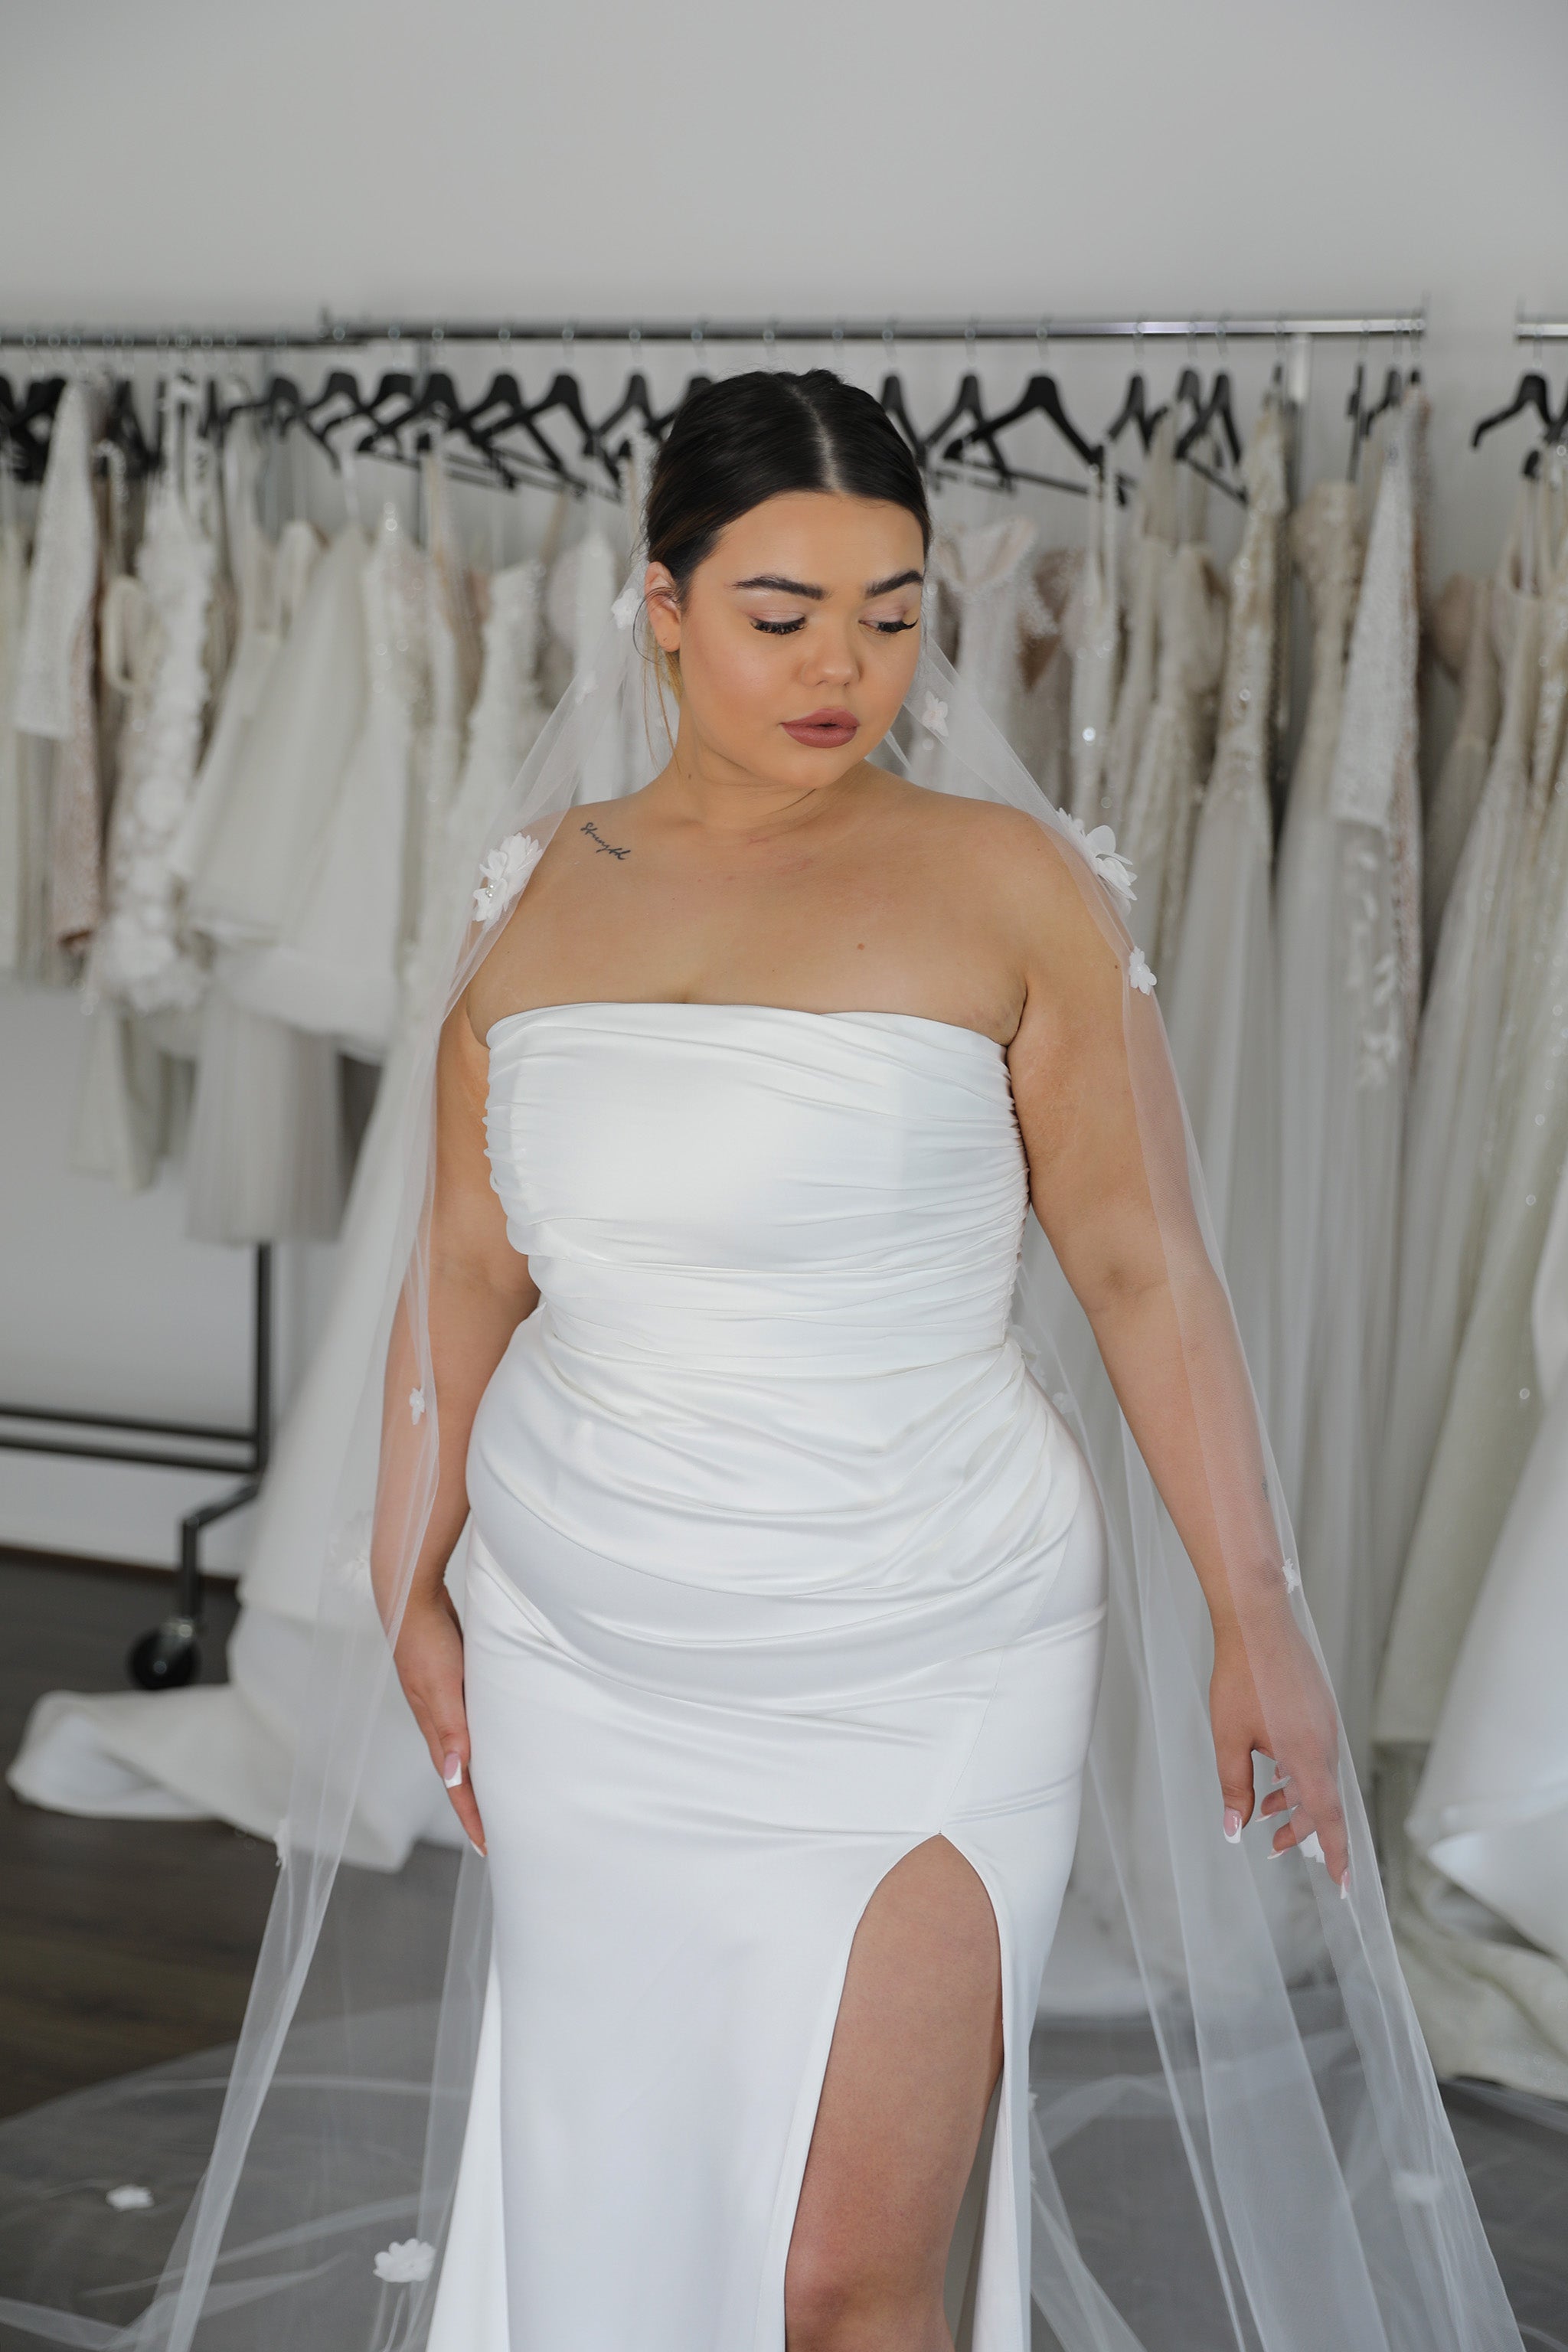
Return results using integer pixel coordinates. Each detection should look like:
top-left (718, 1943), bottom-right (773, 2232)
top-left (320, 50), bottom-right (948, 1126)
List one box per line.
top-left (8, 549), bottom-right (1522, 2351)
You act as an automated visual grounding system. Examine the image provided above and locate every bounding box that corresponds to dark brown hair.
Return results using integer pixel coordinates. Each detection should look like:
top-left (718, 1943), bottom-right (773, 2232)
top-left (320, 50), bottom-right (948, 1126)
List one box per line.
top-left (645, 368), bottom-right (930, 596)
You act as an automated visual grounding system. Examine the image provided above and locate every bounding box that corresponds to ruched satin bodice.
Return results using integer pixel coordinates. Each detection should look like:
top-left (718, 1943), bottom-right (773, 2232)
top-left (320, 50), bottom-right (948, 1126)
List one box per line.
top-left (443, 1000), bottom-right (1107, 2352)
top-left (466, 1001), bottom-right (1084, 1688)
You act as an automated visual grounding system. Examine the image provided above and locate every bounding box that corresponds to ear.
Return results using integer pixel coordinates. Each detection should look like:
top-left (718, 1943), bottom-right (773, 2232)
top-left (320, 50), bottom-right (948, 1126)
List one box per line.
top-left (643, 560), bottom-right (681, 655)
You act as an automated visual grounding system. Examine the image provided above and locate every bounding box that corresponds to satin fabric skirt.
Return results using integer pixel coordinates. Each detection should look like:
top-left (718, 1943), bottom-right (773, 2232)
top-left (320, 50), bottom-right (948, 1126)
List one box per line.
top-left (436, 1447), bottom-right (1107, 2352)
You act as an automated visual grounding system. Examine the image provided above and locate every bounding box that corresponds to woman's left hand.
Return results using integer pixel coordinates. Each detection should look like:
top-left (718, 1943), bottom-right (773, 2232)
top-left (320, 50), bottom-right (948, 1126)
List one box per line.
top-left (1210, 1612), bottom-right (1350, 1893)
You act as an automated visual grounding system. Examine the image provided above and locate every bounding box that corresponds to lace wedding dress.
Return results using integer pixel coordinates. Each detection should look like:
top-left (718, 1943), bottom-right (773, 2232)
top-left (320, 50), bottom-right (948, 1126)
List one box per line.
top-left (80, 390), bottom-right (216, 1029)
top-left (1118, 520), bottom-right (1227, 969)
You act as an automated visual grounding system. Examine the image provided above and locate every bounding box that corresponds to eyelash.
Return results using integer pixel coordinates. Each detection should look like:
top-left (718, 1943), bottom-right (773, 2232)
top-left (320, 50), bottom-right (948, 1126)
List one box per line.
top-left (750, 618), bottom-right (918, 637)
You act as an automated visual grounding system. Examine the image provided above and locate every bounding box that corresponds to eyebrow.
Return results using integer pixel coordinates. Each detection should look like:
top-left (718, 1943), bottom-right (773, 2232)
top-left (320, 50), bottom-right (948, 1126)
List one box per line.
top-left (731, 568), bottom-right (925, 599)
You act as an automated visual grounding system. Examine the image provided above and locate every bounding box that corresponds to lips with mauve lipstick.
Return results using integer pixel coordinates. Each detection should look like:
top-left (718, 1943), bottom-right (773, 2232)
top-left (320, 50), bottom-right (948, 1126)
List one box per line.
top-left (782, 708), bottom-right (858, 749)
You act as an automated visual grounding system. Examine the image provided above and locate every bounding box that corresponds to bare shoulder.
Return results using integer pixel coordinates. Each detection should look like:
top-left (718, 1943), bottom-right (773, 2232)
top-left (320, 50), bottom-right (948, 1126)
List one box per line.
top-left (889, 779), bottom-right (1108, 955)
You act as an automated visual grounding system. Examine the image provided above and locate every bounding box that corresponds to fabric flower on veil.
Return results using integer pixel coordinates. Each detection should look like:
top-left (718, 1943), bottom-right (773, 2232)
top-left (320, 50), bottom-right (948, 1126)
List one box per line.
top-left (1060, 813), bottom-right (1137, 913)
top-left (472, 831), bottom-right (544, 925)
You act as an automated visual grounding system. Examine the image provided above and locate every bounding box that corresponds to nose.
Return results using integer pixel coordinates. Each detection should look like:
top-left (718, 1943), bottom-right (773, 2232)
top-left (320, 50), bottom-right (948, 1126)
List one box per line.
top-left (799, 619), bottom-right (858, 689)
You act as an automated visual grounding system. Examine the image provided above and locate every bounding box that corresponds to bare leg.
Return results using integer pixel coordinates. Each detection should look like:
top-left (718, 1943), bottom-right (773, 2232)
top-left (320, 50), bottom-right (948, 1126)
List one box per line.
top-left (784, 1835), bottom-right (1003, 2352)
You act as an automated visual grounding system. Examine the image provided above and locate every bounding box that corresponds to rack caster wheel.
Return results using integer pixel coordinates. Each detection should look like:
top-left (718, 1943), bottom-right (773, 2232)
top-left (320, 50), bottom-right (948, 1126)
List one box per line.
top-left (128, 1617), bottom-right (201, 1690)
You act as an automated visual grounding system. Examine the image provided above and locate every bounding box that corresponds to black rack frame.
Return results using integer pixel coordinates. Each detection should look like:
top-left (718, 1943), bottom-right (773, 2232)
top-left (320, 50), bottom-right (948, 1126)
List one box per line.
top-left (0, 1246), bottom-right (273, 1683)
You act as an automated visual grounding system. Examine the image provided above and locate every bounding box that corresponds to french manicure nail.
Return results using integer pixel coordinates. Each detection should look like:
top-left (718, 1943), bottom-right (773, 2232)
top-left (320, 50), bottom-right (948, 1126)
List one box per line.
top-left (443, 1753), bottom-right (463, 1789)
top-left (1266, 1839), bottom-right (1290, 1860)
top-left (1222, 1807), bottom-right (1243, 1844)
top-left (469, 1837), bottom-right (486, 1858)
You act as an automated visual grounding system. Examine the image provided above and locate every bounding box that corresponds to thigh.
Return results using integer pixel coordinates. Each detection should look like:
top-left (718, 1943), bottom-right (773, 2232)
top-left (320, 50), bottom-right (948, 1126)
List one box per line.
top-left (786, 1833), bottom-right (1002, 2305)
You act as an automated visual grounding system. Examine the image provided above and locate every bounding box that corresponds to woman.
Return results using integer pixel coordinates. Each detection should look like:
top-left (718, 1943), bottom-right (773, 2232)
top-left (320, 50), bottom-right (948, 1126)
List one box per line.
top-left (131, 372), bottom-right (1515, 2352)
top-left (385, 370), bottom-right (1342, 2350)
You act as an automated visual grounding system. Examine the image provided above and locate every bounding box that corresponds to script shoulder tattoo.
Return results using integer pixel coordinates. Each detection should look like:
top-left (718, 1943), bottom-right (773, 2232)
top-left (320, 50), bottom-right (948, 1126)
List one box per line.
top-left (581, 819), bottom-right (631, 861)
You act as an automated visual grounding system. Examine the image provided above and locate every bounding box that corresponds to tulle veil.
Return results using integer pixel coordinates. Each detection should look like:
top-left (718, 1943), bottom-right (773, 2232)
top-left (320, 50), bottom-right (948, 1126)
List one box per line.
top-left (4, 541), bottom-right (1524, 2350)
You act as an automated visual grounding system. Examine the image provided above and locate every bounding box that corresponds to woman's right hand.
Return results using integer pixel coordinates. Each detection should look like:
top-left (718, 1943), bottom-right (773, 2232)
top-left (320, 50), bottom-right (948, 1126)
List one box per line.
top-left (394, 1586), bottom-right (486, 1855)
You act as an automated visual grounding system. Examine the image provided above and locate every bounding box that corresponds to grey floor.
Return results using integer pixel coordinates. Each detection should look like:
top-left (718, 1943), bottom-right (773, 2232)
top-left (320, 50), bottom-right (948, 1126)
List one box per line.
top-left (2, 1549), bottom-right (1566, 2347)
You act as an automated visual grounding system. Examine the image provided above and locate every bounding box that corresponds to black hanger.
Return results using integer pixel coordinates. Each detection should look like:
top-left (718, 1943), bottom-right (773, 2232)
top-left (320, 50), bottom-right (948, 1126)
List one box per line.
top-left (1358, 365), bottom-right (1405, 443)
top-left (462, 371), bottom-right (589, 488)
top-left (0, 374), bottom-right (66, 485)
top-left (1472, 370), bottom-right (1568, 450)
top-left (877, 372), bottom-right (923, 461)
top-left (943, 371), bottom-right (1101, 476)
top-left (1105, 371), bottom-right (1166, 452)
top-left (1174, 370), bottom-right (1242, 467)
top-left (588, 370), bottom-right (709, 479)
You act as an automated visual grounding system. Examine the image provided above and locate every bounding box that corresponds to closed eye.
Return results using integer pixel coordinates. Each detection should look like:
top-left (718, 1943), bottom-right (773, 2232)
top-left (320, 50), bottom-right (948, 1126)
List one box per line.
top-left (750, 616), bottom-right (918, 637)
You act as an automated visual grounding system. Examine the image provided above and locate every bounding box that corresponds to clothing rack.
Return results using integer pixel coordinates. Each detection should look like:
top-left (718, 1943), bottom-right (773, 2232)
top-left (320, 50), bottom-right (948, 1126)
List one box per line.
top-left (0, 302), bottom-right (1422, 1683)
top-left (0, 309), bottom-right (1428, 354)
top-left (1515, 315), bottom-right (1568, 342)
top-left (0, 1247), bottom-right (273, 1687)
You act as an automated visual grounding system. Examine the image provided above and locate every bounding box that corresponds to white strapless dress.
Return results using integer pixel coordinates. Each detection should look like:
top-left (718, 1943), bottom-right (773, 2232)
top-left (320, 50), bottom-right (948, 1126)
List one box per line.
top-left (428, 1001), bottom-right (1109, 2352)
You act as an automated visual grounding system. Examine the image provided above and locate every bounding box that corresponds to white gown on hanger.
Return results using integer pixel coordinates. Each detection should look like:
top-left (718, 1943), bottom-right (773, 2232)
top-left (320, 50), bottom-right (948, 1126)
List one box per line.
top-left (424, 1003), bottom-right (1108, 2352)
top-left (185, 522), bottom-right (368, 949)
top-left (1375, 641), bottom-right (1568, 1753)
top-left (221, 503), bottom-right (428, 1060)
top-left (80, 400), bottom-right (216, 1024)
top-left (12, 379), bottom-right (102, 971)
top-left (1423, 571), bottom-right (1500, 972)
top-left (914, 515), bottom-right (1040, 792)
top-left (1384, 1146), bottom-right (1568, 2101)
top-left (0, 512), bottom-right (30, 974)
top-left (1101, 414), bottom-right (1177, 835)
top-left (1118, 531), bottom-right (1227, 969)
top-left (1062, 471), bottom-right (1119, 828)
top-left (1272, 482), bottom-right (1363, 1530)
top-left (1375, 493), bottom-right (1543, 1743)
top-left (9, 549), bottom-right (556, 1863)
top-left (1282, 397), bottom-right (1425, 1775)
top-left (1014, 547), bottom-right (1083, 808)
top-left (1165, 403), bottom-right (1287, 1418)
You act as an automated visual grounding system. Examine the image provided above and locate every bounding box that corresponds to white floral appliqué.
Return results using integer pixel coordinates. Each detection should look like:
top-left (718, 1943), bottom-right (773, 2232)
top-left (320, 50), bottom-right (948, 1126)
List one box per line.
top-left (106, 2185), bottom-right (154, 2212)
top-left (572, 666), bottom-right (599, 706)
top-left (1128, 948), bottom-right (1156, 995)
top-left (409, 1386), bottom-right (426, 1426)
top-left (1061, 813), bottom-right (1138, 910)
top-left (1280, 1556), bottom-right (1302, 1594)
top-left (472, 831), bottom-right (544, 925)
top-left (611, 578), bottom-right (641, 631)
top-left (918, 691), bottom-right (949, 740)
top-left (1296, 1829), bottom-right (1327, 1867)
top-left (374, 2239), bottom-right (435, 2285)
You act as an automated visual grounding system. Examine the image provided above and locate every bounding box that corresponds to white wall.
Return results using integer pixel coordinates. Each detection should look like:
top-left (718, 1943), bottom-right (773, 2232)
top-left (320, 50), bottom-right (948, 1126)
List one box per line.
top-left (2, 0), bottom-right (1565, 1567)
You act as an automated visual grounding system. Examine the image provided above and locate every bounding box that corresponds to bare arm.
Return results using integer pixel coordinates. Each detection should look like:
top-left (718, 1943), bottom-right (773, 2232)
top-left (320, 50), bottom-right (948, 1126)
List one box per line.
top-left (374, 992), bottom-right (538, 1851)
top-left (1004, 829), bottom-right (1348, 1887)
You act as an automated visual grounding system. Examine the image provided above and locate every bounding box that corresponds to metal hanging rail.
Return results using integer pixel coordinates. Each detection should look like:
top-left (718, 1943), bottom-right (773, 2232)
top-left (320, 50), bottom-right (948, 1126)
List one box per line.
top-left (0, 309), bottom-right (1428, 354)
top-left (1515, 315), bottom-right (1568, 343)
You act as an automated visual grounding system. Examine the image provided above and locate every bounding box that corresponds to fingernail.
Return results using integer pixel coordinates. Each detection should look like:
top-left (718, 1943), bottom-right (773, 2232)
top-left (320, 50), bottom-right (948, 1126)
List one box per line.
top-left (1340, 1875), bottom-right (1350, 1902)
top-left (1222, 1807), bottom-right (1243, 1844)
top-left (1266, 1839), bottom-right (1290, 1860)
top-left (469, 1837), bottom-right (486, 1858)
top-left (442, 1754), bottom-right (463, 1789)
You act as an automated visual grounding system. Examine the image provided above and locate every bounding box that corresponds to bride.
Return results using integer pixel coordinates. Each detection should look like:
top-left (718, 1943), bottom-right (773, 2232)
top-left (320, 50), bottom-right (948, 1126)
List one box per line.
top-left (106, 371), bottom-right (1517, 2352)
